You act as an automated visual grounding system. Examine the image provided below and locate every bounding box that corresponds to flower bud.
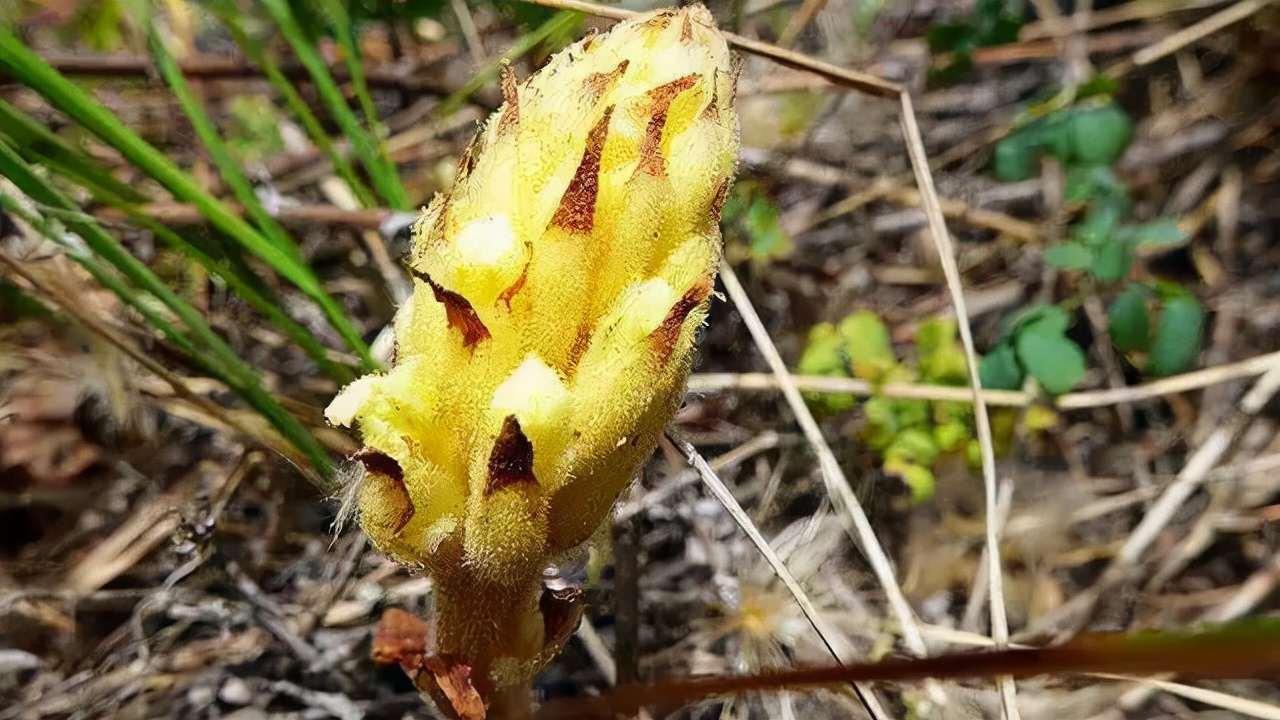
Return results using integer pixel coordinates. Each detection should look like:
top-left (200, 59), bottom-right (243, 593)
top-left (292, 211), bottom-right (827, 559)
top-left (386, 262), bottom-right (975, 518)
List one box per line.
top-left (327, 3), bottom-right (738, 694)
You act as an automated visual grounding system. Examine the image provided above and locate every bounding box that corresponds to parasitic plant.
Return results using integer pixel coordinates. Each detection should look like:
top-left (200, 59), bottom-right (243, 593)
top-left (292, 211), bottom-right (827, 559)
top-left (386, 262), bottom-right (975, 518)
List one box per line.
top-left (326, 5), bottom-right (738, 717)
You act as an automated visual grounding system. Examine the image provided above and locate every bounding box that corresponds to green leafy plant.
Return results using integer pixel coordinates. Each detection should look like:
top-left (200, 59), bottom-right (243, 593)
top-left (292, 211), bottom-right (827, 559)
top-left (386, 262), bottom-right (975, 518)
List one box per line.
top-left (994, 105), bottom-right (1133, 183)
top-left (721, 181), bottom-right (794, 265)
top-left (926, 0), bottom-right (1025, 86)
top-left (798, 313), bottom-right (992, 501)
top-left (1108, 282), bottom-right (1207, 377)
top-left (980, 304), bottom-right (1086, 394)
top-left (990, 97), bottom-right (1207, 381)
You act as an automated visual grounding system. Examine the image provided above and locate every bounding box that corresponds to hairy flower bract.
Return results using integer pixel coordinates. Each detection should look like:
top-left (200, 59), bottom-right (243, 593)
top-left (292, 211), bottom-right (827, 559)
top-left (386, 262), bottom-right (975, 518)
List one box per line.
top-left (326, 4), bottom-right (738, 692)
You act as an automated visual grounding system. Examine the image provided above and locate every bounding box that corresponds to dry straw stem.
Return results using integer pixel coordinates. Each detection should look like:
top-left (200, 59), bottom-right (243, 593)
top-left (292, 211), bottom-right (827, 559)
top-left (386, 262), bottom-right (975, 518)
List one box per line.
top-left (1028, 359), bottom-right (1280, 641)
top-left (667, 434), bottom-right (890, 720)
top-left (1102, 0), bottom-right (1277, 79)
top-left (1099, 528), bottom-right (1280, 720)
top-left (689, 348), bottom-right (1280, 409)
top-left (899, 90), bottom-right (1018, 720)
top-left (719, 266), bottom-right (951, 710)
top-left (1019, 0), bottom-right (1240, 41)
top-left (1117, 361), bottom-right (1280, 568)
top-left (1129, 0), bottom-right (1277, 67)
top-left (0, 254), bottom-right (321, 480)
top-left (719, 266), bottom-right (930, 653)
top-left (573, 619), bottom-right (616, 687)
top-left (616, 429), bottom-right (783, 522)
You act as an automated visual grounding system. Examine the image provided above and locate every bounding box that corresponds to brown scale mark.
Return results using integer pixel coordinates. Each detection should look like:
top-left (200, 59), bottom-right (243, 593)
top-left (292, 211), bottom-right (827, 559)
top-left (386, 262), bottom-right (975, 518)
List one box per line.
top-left (540, 586), bottom-right (585, 659)
top-left (701, 88), bottom-right (720, 123)
top-left (680, 11), bottom-right (693, 41)
top-left (355, 448), bottom-right (414, 534)
top-left (564, 319), bottom-right (596, 374)
top-left (582, 59), bottom-right (628, 103)
top-left (455, 136), bottom-right (480, 180)
top-left (637, 74), bottom-right (698, 177)
top-left (710, 178), bottom-right (731, 223)
top-left (428, 196), bottom-right (452, 242)
top-left (418, 272), bottom-right (491, 348)
top-left (497, 65), bottom-right (519, 135)
top-left (551, 105), bottom-right (614, 233)
top-left (497, 259), bottom-right (529, 310)
top-left (649, 274), bottom-right (713, 362)
top-left (486, 415), bottom-right (537, 496)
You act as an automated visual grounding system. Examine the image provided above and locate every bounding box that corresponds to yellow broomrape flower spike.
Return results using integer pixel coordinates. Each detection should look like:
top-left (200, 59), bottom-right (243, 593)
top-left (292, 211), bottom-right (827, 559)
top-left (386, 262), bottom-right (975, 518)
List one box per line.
top-left (327, 3), bottom-right (738, 698)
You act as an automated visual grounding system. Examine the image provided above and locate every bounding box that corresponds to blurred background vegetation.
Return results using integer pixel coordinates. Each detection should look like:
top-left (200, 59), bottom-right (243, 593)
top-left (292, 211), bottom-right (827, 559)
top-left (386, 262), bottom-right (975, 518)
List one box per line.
top-left (2, 1), bottom-right (1279, 718)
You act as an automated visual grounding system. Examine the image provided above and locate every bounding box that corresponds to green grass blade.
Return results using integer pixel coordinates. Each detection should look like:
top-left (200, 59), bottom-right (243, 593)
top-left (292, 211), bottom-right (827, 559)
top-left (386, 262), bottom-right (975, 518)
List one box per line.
top-left (129, 213), bottom-right (356, 383)
top-left (204, 0), bottom-right (379, 209)
top-left (0, 198), bottom-right (204, 362)
top-left (9, 234), bottom-right (331, 478)
top-left (0, 97), bottom-right (146, 204)
top-left (0, 159), bottom-right (333, 474)
top-left (0, 27), bottom-right (375, 369)
top-left (147, 30), bottom-right (302, 261)
top-left (0, 97), bottom-right (353, 382)
top-left (258, 0), bottom-right (409, 210)
top-left (0, 141), bottom-right (218, 359)
top-left (436, 10), bottom-right (581, 119)
top-left (315, 0), bottom-right (381, 131)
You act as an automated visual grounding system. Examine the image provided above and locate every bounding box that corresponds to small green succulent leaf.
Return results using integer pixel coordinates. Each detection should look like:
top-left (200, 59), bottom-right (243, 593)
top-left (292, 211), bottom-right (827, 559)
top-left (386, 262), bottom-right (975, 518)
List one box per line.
top-left (1074, 74), bottom-right (1120, 101)
top-left (1015, 317), bottom-right (1087, 394)
top-left (1068, 105), bottom-right (1134, 166)
top-left (1044, 242), bottom-right (1094, 271)
top-left (1064, 165), bottom-right (1120, 204)
top-left (1108, 283), bottom-right (1153, 353)
top-left (885, 427), bottom-right (943, 466)
top-left (1148, 294), bottom-right (1205, 377)
top-left (933, 420), bottom-right (971, 453)
top-left (1004, 302), bottom-right (1071, 337)
top-left (883, 456), bottom-right (937, 503)
top-left (1090, 237), bottom-right (1134, 282)
top-left (1033, 112), bottom-right (1075, 162)
top-left (993, 132), bottom-right (1040, 182)
top-left (1073, 190), bottom-right (1130, 247)
top-left (980, 341), bottom-right (1024, 390)
top-left (798, 322), bottom-right (857, 413)
top-left (1122, 218), bottom-right (1189, 251)
top-left (916, 318), bottom-right (969, 384)
top-left (798, 323), bottom-right (848, 377)
top-left (838, 310), bottom-right (897, 381)
top-left (723, 182), bottom-right (794, 264)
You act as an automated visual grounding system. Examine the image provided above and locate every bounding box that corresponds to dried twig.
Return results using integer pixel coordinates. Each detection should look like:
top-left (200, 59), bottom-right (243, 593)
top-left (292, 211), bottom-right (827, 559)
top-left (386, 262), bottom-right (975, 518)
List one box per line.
top-left (720, 266), bottom-right (930, 655)
top-left (899, 90), bottom-right (1019, 720)
top-left (688, 348), bottom-right (1280, 410)
top-left (1116, 362), bottom-right (1280, 569)
top-left (1026, 360), bottom-right (1280, 640)
top-left (1130, 0), bottom-right (1277, 67)
top-left (667, 434), bottom-right (889, 720)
